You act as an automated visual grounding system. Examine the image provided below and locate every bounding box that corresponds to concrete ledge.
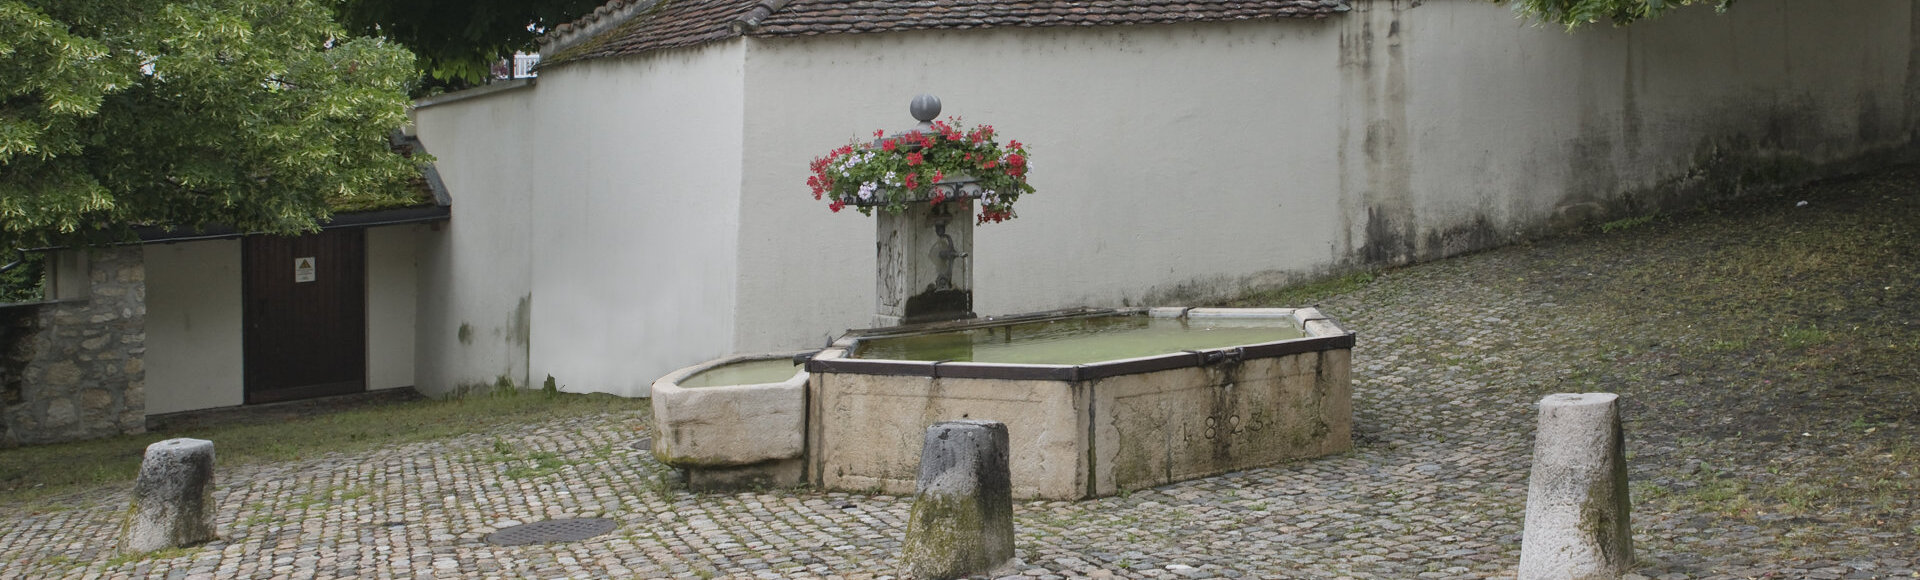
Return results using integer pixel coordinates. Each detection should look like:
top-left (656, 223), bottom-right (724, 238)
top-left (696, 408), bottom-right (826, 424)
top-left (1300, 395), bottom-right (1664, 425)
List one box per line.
top-left (412, 79), bottom-right (537, 110)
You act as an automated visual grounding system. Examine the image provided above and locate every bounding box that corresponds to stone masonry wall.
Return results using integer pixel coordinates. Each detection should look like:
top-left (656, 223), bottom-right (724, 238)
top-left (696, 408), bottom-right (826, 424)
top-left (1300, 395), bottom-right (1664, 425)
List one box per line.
top-left (0, 246), bottom-right (147, 446)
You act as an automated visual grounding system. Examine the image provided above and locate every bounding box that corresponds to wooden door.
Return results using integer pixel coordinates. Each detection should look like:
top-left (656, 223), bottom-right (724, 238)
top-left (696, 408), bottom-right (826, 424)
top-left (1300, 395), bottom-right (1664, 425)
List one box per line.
top-left (242, 229), bottom-right (367, 404)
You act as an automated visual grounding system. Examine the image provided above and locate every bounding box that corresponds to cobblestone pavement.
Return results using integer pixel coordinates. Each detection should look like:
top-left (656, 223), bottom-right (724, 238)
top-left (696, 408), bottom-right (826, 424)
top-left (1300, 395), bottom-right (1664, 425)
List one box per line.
top-left (4, 176), bottom-right (1919, 578)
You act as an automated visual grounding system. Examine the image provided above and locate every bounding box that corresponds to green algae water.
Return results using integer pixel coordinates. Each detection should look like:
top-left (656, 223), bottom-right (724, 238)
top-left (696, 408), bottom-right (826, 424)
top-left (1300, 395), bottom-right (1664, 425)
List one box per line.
top-left (678, 359), bottom-right (801, 388)
top-left (852, 315), bottom-right (1306, 365)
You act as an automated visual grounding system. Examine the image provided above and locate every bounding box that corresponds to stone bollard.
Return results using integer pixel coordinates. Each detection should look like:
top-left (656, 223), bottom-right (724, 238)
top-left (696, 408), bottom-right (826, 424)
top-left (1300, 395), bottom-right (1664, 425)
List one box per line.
top-left (900, 420), bottom-right (1014, 579)
top-left (1520, 393), bottom-right (1632, 579)
top-left (122, 438), bottom-right (217, 553)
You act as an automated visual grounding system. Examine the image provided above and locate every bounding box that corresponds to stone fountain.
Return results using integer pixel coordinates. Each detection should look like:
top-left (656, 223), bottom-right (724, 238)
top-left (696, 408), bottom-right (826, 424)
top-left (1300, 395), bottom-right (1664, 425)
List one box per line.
top-left (653, 97), bottom-right (1355, 500)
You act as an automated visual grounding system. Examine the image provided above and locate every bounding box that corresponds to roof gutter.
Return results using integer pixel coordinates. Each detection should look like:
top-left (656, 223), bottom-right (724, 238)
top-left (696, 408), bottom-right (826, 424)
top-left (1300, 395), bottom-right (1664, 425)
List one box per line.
top-left (15, 203), bottom-right (453, 252)
top-left (131, 205), bottom-right (452, 244)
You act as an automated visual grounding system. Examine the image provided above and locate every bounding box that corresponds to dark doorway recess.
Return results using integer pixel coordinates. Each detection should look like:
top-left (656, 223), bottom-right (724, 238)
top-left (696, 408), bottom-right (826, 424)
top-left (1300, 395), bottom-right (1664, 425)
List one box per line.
top-left (242, 229), bottom-right (367, 404)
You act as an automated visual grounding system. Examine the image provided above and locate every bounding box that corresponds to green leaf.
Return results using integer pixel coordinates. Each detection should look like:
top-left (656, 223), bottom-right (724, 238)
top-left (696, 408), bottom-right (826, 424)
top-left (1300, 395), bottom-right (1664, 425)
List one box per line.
top-left (1496, 0), bottom-right (1737, 28)
top-left (0, 0), bottom-right (421, 249)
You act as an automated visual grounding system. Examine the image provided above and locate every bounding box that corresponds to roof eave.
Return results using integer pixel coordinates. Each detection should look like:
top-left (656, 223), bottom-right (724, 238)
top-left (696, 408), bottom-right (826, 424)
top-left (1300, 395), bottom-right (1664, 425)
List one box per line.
top-left (131, 205), bottom-right (452, 245)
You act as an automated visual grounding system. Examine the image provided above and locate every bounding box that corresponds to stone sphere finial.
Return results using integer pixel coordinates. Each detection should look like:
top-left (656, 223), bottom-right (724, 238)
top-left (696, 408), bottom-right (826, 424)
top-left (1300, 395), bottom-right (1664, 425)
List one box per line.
top-left (910, 94), bottom-right (941, 123)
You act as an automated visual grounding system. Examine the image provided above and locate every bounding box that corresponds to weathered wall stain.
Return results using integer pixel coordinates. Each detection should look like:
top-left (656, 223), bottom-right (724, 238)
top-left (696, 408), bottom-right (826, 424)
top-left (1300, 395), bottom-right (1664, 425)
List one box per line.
top-left (511, 294), bottom-right (531, 387)
top-left (1620, 35), bottom-right (1643, 164)
top-left (1554, 59), bottom-right (1624, 232)
top-left (444, 294), bottom-right (532, 396)
top-left (1422, 215), bottom-right (1500, 261)
top-left (1858, 91), bottom-right (1885, 145)
top-left (509, 294), bottom-right (531, 350)
top-left (1343, 0), bottom-right (1418, 267)
top-left (1909, 5), bottom-right (1920, 140)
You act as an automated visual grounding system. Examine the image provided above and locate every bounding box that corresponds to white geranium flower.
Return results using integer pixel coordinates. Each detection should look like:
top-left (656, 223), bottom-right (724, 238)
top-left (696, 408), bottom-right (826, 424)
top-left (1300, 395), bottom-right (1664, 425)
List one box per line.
top-left (858, 182), bottom-right (878, 201)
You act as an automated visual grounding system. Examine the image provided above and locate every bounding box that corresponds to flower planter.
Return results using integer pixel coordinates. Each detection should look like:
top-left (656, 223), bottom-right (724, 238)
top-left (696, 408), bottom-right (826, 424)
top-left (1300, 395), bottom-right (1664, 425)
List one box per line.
top-left (847, 176), bottom-right (984, 207)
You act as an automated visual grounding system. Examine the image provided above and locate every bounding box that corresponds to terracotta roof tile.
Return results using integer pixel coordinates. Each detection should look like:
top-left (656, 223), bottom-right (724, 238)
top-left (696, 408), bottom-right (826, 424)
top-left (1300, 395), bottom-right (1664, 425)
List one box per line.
top-left (545, 0), bottom-right (761, 63)
top-left (543, 0), bottom-right (1348, 65)
top-left (757, 0), bottom-right (1349, 35)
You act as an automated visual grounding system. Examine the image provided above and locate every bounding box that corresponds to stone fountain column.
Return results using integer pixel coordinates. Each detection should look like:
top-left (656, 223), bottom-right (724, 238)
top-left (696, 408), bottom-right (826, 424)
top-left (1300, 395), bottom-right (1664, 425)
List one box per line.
top-left (873, 95), bottom-right (975, 327)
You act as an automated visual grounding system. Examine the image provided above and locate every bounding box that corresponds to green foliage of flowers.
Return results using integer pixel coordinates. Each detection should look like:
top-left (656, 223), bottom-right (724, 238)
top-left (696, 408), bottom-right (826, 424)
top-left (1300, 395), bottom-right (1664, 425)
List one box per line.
top-left (0, 0), bottom-right (422, 251)
top-left (1498, 0), bottom-right (1735, 29)
top-left (808, 118), bottom-right (1034, 225)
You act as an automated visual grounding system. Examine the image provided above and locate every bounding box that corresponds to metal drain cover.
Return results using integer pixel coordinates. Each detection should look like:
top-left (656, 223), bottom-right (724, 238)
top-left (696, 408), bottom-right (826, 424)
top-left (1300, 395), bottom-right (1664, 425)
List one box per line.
top-left (486, 518), bottom-right (617, 546)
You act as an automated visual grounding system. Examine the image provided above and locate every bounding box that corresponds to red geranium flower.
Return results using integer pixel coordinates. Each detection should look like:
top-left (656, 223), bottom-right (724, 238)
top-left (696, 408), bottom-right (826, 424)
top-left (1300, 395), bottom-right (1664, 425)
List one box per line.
top-left (807, 116), bottom-right (1031, 223)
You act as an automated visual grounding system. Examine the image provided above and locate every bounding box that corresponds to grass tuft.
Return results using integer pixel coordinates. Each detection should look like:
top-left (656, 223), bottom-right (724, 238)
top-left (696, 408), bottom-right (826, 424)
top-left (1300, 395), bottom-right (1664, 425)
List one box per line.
top-left (1219, 271), bottom-right (1377, 308)
top-left (1599, 214), bottom-right (1658, 233)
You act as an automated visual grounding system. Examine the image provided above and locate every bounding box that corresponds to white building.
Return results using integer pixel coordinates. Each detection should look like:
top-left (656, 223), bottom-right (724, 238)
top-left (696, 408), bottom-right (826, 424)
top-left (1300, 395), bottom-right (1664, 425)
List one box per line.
top-left (5, 0), bottom-right (1916, 445)
top-left (409, 0), bottom-right (1920, 399)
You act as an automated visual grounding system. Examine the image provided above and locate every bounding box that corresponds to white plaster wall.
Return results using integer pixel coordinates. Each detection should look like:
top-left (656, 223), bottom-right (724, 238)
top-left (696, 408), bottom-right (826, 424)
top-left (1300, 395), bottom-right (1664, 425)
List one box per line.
top-left (733, 0), bottom-right (1915, 353)
top-left (737, 22), bottom-right (1348, 352)
top-left (412, 90), bottom-right (538, 396)
top-left (366, 225), bottom-right (423, 390)
top-left (525, 45), bottom-right (747, 397)
top-left (1349, 0), bottom-right (1916, 263)
top-left (142, 240), bottom-right (243, 415)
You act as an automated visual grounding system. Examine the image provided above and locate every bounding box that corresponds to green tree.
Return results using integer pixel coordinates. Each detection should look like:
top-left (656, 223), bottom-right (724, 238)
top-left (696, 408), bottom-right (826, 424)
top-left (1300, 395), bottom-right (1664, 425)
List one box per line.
top-left (331, 0), bottom-right (601, 89)
top-left (1, 0), bottom-right (420, 251)
top-left (0, 252), bottom-right (40, 302)
top-left (1500, 0), bottom-right (1735, 29)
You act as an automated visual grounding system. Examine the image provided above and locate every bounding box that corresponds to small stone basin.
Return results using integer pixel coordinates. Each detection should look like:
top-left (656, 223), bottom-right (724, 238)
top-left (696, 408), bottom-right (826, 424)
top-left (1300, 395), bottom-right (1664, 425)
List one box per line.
top-left (650, 353), bottom-right (808, 490)
top-left (805, 307), bottom-right (1354, 500)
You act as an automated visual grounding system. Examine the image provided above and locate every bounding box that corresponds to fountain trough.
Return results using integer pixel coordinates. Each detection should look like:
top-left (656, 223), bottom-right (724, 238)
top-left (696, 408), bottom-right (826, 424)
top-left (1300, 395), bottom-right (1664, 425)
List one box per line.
top-left (650, 353), bottom-right (809, 490)
top-left (805, 306), bottom-right (1353, 500)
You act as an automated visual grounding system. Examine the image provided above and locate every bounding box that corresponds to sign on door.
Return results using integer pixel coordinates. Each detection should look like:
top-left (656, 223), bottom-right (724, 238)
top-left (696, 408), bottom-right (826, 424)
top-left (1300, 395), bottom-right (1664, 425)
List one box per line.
top-left (294, 257), bottom-right (316, 283)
